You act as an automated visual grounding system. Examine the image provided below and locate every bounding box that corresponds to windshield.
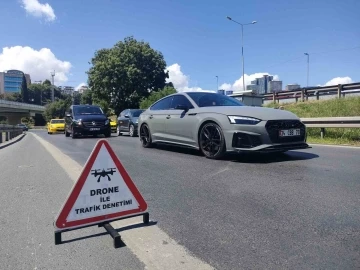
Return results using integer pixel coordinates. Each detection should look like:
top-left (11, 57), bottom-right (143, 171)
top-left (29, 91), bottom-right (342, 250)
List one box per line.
top-left (73, 106), bottom-right (103, 115)
top-left (131, 110), bottom-right (145, 117)
top-left (51, 119), bottom-right (65, 124)
top-left (186, 92), bottom-right (244, 107)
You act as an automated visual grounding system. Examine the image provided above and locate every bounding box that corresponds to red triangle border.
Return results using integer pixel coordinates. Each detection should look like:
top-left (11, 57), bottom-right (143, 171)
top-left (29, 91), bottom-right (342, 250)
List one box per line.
top-left (55, 139), bottom-right (148, 230)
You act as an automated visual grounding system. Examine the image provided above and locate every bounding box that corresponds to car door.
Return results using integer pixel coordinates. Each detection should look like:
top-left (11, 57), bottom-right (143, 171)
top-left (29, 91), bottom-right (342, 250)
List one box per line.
top-left (165, 95), bottom-right (198, 146)
top-left (146, 96), bottom-right (173, 141)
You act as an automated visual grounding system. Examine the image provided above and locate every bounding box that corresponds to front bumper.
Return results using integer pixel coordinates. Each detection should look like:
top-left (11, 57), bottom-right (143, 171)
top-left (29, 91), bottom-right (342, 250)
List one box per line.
top-left (48, 128), bottom-right (65, 133)
top-left (110, 126), bottom-right (117, 133)
top-left (73, 125), bottom-right (111, 135)
top-left (223, 119), bottom-right (310, 153)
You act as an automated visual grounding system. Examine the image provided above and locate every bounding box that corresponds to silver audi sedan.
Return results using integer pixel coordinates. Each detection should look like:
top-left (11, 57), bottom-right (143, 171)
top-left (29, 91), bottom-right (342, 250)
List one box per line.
top-left (138, 92), bottom-right (309, 159)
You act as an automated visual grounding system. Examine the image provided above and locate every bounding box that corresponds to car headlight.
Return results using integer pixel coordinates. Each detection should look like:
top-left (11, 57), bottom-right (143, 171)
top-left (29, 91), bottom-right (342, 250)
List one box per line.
top-left (227, 116), bottom-right (261, 125)
top-left (74, 119), bottom-right (82, 125)
top-left (105, 119), bottom-right (110, 125)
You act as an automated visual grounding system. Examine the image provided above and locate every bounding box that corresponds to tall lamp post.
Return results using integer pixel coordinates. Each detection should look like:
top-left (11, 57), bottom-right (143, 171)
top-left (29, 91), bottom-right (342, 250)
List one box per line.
top-left (304, 53), bottom-right (309, 87)
top-left (216, 75), bottom-right (219, 92)
top-left (226, 16), bottom-right (257, 91)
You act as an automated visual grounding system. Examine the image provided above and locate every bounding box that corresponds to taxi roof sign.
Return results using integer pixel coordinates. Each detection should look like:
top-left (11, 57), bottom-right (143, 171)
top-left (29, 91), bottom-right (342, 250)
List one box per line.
top-left (54, 139), bottom-right (147, 231)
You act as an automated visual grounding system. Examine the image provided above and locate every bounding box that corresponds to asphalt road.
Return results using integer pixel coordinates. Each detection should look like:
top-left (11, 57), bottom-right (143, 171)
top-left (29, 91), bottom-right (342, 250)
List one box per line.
top-left (2, 130), bottom-right (360, 269)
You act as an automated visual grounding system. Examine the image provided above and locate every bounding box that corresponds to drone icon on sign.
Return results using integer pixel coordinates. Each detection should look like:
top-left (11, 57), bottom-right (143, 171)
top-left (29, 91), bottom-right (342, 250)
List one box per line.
top-left (91, 168), bottom-right (116, 182)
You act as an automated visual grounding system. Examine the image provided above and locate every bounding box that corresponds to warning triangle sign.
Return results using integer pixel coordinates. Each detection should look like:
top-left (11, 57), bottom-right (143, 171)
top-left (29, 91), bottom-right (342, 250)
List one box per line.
top-left (55, 139), bottom-right (147, 230)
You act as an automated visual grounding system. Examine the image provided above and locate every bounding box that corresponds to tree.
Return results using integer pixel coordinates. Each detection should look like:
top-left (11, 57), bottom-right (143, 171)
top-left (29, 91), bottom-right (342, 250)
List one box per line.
top-left (81, 90), bottom-right (93, 105)
top-left (21, 75), bottom-right (29, 103)
top-left (2, 92), bottom-right (22, 102)
top-left (87, 36), bottom-right (169, 116)
top-left (43, 97), bottom-right (72, 122)
top-left (28, 83), bottom-right (45, 105)
top-left (43, 79), bottom-right (52, 86)
top-left (73, 92), bottom-right (82, 105)
top-left (139, 86), bottom-right (177, 109)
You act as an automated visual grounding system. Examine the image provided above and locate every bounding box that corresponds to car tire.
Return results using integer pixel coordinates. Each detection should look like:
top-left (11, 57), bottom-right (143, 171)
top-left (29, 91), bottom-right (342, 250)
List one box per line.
top-left (117, 126), bottom-right (122, 136)
top-left (65, 130), bottom-right (70, 137)
top-left (199, 122), bottom-right (226, 160)
top-left (105, 130), bottom-right (111, 138)
top-left (139, 124), bottom-right (153, 148)
top-left (72, 127), bottom-right (78, 139)
top-left (129, 124), bottom-right (136, 137)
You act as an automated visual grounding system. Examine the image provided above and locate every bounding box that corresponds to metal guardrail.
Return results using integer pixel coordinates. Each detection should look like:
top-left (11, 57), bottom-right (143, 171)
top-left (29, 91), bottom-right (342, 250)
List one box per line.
top-left (264, 82), bottom-right (360, 102)
top-left (0, 124), bottom-right (24, 144)
top-left (300, 116), bottom-right (360, 138)
top-left (0, 99), bottom-right (45, 110)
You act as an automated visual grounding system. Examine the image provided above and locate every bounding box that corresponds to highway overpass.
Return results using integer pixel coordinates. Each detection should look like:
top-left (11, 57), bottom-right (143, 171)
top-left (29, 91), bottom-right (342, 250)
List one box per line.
top-left (0, 99), bottom-right (45, 124)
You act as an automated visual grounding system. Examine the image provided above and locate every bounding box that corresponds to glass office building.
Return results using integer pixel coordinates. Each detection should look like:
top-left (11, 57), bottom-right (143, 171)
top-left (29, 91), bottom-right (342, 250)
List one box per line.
top-left (0, 70), bottom-right (31, 94)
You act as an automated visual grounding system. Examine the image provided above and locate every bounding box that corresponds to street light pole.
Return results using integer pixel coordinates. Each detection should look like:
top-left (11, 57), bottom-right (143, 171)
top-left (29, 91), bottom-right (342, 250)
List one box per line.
top-left (216, 76), bottom-right (219, 92)
top-left (304, 53), bottom-right (309, 87)
top-left (227, 16), bottom-right (257, 91)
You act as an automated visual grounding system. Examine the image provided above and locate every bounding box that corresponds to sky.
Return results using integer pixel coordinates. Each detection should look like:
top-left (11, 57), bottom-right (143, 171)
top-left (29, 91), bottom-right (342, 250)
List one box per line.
top-left (0, 0), bottom-right (359, 92)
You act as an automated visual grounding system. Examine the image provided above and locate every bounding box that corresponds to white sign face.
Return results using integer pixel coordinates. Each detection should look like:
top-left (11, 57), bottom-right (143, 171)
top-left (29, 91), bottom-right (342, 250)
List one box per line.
top-left (66, 144), bottom-right (139, 222)
top-left (55, 139), bottom-right (147, 230)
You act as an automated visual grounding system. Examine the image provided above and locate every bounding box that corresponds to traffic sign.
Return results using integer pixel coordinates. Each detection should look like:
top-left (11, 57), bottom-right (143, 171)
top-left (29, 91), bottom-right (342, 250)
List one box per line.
top-left (54, 139), bottom-right (147, 231)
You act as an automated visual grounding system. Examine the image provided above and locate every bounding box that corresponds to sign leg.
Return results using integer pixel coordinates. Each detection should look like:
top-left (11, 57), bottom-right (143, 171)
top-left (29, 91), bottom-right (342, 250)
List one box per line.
top-left (143, 212), bottom-right (150, 224)
top-left (55, 232), bottom-right (62, 245)
top-left (103, 223), bottom-right (122, 248)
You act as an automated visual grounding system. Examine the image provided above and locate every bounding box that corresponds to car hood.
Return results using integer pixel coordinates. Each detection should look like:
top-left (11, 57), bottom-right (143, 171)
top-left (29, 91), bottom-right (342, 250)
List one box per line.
top-left (195, 106), bottom-right (300, 121)
top-left (74, 114), bottom-right (108, 121)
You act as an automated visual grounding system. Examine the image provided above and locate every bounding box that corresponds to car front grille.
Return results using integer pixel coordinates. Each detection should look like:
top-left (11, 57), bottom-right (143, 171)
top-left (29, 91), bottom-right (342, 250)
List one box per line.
top-left (265, 120), bottom-right (306, 143)
top-left (83, 121), bottom-right (105, 128)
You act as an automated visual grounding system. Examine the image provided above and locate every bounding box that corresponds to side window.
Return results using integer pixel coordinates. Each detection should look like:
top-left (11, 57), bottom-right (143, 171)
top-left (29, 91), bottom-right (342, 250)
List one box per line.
top-left (170, 95), bottom-right (194, 109)
top-left (150, 97), bottom-right (173, 110)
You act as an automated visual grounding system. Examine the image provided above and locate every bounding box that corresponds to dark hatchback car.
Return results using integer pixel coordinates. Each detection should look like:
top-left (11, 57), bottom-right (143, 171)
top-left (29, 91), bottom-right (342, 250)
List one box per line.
top-left (117, 109), bottom-right (144, 137)
top-left (64, 105), bottom-right (111, 139)
top-left (17, 123), bottom-right (28, 131)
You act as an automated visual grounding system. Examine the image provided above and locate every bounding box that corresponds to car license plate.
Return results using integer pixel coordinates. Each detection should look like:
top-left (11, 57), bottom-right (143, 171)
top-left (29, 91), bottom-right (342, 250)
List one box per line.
top-left (90, 128), bottom-right (100, 131)
top-left (279, 129), bottom-right (300, 137)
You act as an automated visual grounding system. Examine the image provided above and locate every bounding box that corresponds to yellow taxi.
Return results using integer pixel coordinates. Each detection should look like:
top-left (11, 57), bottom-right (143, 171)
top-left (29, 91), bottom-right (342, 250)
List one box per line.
top-left (110, 120), bottom-right (117, 133)
top-left (47, 119), bottom-right (65, 134)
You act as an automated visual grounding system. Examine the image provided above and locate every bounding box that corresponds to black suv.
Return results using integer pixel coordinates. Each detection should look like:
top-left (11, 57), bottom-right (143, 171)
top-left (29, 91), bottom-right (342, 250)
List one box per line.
top-left (65, 105), bottom-right (111, 138)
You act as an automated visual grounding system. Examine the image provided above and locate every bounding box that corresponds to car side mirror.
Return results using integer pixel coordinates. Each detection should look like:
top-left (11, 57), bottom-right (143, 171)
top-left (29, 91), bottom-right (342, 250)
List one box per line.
top-left (175, 104), bottom-right (189, 111)
top-left (124, 115), bottom-right (130, 118)
top-left (66, 113), bottom-right (72, 118)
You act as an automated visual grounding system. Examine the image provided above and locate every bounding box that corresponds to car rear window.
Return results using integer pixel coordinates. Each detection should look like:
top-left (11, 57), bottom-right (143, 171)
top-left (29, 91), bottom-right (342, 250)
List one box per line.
top-left (51, 119), bottom-right (65, 124)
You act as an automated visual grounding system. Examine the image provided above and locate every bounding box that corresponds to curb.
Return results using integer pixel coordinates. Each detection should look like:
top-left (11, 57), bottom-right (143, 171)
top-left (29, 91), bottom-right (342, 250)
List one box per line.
top-left (0, 133), bottom-right (26, 150)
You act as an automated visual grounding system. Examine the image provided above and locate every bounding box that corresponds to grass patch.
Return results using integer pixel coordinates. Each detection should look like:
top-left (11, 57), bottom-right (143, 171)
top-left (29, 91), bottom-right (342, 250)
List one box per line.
top-left (265, 97), bottom-right (360, 146)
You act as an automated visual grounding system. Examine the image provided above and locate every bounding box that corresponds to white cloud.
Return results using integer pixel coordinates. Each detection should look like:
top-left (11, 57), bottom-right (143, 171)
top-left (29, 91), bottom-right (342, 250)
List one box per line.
top-left (0, 46), bottom-right (72, 85)
top-left (166, 63), bottom-right (213, 92)
top-left (21, 0), bottom-right (56, 22)
top-left (324, 76), bottom-right (353, 86)
top-left (166, 64), bottom-right (281, 93)
top-left (75, 82), bottom-right (87, 91)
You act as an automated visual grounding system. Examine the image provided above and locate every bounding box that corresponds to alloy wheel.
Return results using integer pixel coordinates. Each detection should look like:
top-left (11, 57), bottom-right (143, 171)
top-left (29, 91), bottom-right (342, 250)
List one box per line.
top-left (140, 124), bottom-right (152, 147)
top-left (199, 123), bottom-right (224, 158)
